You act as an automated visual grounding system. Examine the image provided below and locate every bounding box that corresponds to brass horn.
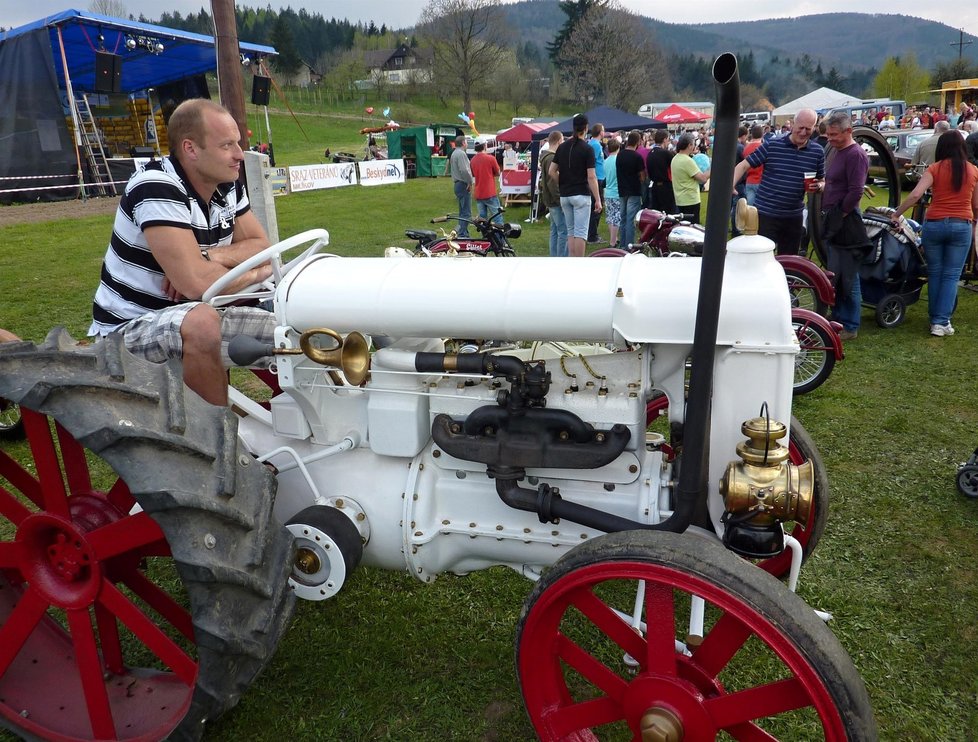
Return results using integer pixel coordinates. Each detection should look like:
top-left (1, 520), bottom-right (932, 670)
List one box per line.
top-left (297, 328), bottom-right (370, 386)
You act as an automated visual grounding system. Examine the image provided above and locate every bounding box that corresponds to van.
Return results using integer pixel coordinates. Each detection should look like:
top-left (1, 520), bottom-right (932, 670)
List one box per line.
top-left (464, 135), bottom-right (498, 156)
top-left (740, 111), bottom-right (772, 126)
top-left (825, 101), bottom-right (905, 126)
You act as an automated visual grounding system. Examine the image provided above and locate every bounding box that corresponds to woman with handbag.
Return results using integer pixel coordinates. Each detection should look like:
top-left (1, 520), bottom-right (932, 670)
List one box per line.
top-left (891, 131), bottom-right (978, 336)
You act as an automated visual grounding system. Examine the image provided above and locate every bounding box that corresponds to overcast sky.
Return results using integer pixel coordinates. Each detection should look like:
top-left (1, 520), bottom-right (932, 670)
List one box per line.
top-left (4, 1), bottom-right (975, 38)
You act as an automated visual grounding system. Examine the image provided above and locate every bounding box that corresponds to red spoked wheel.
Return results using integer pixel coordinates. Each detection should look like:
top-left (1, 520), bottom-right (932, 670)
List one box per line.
top-left (517, 530), bottom-right (876, 741)
top-left (645, 399), bottom-right (828, 580)
top-left (0, 411), bottom-right (194, 741)
top-left (0, 332), bottom-right (295, 741)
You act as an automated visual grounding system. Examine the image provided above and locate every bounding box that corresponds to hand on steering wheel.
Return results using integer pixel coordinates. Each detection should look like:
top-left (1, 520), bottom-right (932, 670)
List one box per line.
top-left (202, 229), bottom-right (331, 307)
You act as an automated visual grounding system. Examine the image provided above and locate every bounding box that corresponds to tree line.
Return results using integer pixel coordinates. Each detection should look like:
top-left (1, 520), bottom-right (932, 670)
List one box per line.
top-left (137, 0), bottom-right (972, 115)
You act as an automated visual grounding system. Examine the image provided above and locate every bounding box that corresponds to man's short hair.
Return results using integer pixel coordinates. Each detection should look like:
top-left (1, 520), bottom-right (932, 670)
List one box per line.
top-left (676, 133), bottom-right (695, 151)
top-left (455, 135), bottom-right (466, 147)
top-left (573, 114), bottom-right (589, 134)
top-left (738, 125), bottom-right (748, 138)
top-left (607, 139), bottom-right (621, 153)
top-left (474, 141), bottom-right (485, 152)
top-left (167, 99), bottom-right (233, 154)
top-left (935, 120), bottom-right (951, 134)
top-left (749, 124), bottom-right (763, 139)
top-left (653, 129), bottom-right (669, 144)
top-left (626, 130), bottom-right (642, 147)
top-left (825, 111), bottom-right (852, 131)
top-left (547, 131), bottom-right (563, 147)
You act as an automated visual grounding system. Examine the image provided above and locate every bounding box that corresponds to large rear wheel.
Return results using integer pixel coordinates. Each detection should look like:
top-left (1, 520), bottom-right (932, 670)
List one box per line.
top-left (0, 331), bottom-right (295, 741)
top-left (517, 530), bottom-right (877, 740)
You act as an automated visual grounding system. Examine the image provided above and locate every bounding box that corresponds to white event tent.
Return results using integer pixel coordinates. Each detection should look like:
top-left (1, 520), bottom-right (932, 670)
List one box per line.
top-left (771, 87), bottom-right (863, 121)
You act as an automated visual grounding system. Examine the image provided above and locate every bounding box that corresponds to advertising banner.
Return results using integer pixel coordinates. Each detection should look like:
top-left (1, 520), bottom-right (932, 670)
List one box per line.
top-left (500, 169), bottom-right (531, 195)
top-left (358, 159), bottom-right (406, 187)
top-left (288, 162), bottom-right (358, 192)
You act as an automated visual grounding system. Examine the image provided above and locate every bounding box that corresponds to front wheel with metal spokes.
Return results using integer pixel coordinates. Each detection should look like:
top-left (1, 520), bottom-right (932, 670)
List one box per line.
top-left (516, 530), bottom-right (877, 741)
top-left (793, 316), bottom-right (836, 395)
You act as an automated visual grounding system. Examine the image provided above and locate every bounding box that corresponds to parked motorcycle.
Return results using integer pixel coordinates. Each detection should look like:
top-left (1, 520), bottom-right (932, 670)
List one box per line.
top-left (403, 210), bottom-right (520, 257)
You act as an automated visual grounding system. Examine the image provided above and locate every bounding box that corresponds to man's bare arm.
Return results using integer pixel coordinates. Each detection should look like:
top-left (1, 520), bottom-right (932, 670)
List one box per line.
top-left (146, 225), bottom-right (272, 301)
top-left (205, 210), bottom-right (271, 267)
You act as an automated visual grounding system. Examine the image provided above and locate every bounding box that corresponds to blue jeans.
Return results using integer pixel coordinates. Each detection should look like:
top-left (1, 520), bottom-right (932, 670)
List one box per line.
top-left (477, 196), bottom-right (503, 224)
top-left (453, 180), bottom-right (471, 237)
top-left (745, 183), bottom-right (760, 206)
top-left (548, 204), bottom-right (568, 257)
top-left (619, 196), bottom-right (642, 248)
top-left (561, 195), bottom-right (591, 239)
top-left (833, 275), bottom-right (862, 332)
top-left (923, 217), bottom-right (973, 326)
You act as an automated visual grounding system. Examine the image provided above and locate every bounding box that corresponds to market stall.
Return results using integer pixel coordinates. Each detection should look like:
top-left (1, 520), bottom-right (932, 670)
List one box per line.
top-left (496, 121), bottom-right (556, 205)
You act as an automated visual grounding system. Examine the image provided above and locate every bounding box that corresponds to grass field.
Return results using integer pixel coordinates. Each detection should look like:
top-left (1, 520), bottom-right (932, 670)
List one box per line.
top-left (2, 169), bottom-right (978, 740)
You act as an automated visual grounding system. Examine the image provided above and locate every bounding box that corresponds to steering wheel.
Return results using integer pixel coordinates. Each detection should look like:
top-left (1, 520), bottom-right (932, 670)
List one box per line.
top-left (202, 228), bottom-right (330, 307)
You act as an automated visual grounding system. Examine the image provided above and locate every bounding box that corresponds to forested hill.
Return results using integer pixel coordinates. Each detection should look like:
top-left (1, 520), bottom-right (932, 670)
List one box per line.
top-left (692, 13), bottom-right (974, 71)
top-left (503, 1), bottom-right (976, 73)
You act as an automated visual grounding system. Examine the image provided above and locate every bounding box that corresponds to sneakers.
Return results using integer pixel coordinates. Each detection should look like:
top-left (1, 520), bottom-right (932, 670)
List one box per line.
top-left (839, 329), bottom-right (858, 340)
top-left (930, 323), bottom-right (955, 336)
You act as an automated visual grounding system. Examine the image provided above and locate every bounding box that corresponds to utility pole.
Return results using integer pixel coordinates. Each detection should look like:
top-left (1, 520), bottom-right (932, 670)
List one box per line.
top-left (211, 0), bottom-right (249, 149)
top-left (950, 29), bottom-right (972, 60)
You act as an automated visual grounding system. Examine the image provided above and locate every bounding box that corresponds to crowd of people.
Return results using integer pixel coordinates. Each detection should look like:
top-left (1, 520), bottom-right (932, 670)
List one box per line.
top-left (527, 103), bottom-right (978, 340)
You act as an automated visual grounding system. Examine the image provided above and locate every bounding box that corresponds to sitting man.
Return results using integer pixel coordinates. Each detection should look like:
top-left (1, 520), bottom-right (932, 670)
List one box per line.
top-left (88, 98), bottom-right (275, 406)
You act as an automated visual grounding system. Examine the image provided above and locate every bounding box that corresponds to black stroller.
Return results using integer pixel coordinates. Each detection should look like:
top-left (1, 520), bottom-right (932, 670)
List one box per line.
top-left (859, 207), bottom-right (927, 328)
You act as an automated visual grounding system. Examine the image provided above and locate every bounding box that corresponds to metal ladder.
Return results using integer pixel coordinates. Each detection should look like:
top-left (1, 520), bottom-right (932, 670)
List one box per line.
top-left (72, 93), bottom-right (116, 197)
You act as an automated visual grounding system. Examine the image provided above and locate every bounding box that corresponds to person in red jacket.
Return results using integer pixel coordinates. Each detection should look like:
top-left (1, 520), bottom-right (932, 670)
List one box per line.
top-left (470, 142), bottom-right (503, 224)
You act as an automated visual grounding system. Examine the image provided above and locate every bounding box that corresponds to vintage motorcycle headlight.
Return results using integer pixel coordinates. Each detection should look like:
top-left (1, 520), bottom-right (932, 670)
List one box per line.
top-left (502, 223), bottom-right (522, 239)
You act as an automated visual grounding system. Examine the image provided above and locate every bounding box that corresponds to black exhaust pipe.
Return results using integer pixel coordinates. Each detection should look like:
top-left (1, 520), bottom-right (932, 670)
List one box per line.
top-left (483, 55), bottom-right (742, 538)
top-left (661, 52), bottom-right (740, 532)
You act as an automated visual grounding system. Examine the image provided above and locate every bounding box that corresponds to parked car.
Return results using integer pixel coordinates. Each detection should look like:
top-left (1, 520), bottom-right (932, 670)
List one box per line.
top-left (862, 128), bottom-right (932, 185)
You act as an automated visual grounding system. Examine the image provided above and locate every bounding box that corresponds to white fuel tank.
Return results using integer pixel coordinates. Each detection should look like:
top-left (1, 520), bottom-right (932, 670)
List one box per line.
top-left (276, 236), bottom-right (793, 348)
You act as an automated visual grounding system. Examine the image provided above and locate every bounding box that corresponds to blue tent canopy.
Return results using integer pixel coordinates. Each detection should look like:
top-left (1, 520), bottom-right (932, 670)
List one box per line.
top-left (531, 105), bottom-right (666, 140)
top-left (1, 9), bottom-right (276, 94)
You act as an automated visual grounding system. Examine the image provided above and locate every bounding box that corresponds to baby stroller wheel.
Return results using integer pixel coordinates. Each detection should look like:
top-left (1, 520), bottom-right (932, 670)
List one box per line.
top-left (875, 294), bottom-right (906, 328)
top-left (956, 464), bottom-right (978, 499)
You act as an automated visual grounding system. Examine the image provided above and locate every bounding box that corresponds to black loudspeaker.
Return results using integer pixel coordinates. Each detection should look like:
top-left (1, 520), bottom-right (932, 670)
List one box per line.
top-left (94, 51), bottom-right (122, 93)
top-left (251, 75), bottom-right (270, 106)
top-left (130, 146), bottom-right (156, 157)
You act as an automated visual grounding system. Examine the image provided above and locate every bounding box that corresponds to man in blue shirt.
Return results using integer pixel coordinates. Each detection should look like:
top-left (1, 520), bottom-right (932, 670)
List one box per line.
top-left (587, 123), bottom-right (606, 242)
top-left (732, 108), bottom-right (823, 255)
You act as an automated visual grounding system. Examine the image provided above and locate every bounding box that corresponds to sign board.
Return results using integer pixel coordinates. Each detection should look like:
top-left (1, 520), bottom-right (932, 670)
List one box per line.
top-left (358, 159), bottom-right (406, 187)
top-left (271, 167), bottom-right (289, 196)
top-left (500, 169), bottom-right (531, 195)
top-left (502, 148), bottom-right (519, 171)
top-left (288, 162), bottom-right (358, 192)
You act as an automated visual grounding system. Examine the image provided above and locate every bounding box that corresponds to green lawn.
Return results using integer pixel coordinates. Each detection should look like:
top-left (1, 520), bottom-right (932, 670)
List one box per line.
top-left (2, 176), bottom-right (978, 740)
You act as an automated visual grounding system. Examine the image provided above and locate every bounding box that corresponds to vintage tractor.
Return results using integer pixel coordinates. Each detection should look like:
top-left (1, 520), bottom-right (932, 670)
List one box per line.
top-left (0, 55), bottom-right (876, 741)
